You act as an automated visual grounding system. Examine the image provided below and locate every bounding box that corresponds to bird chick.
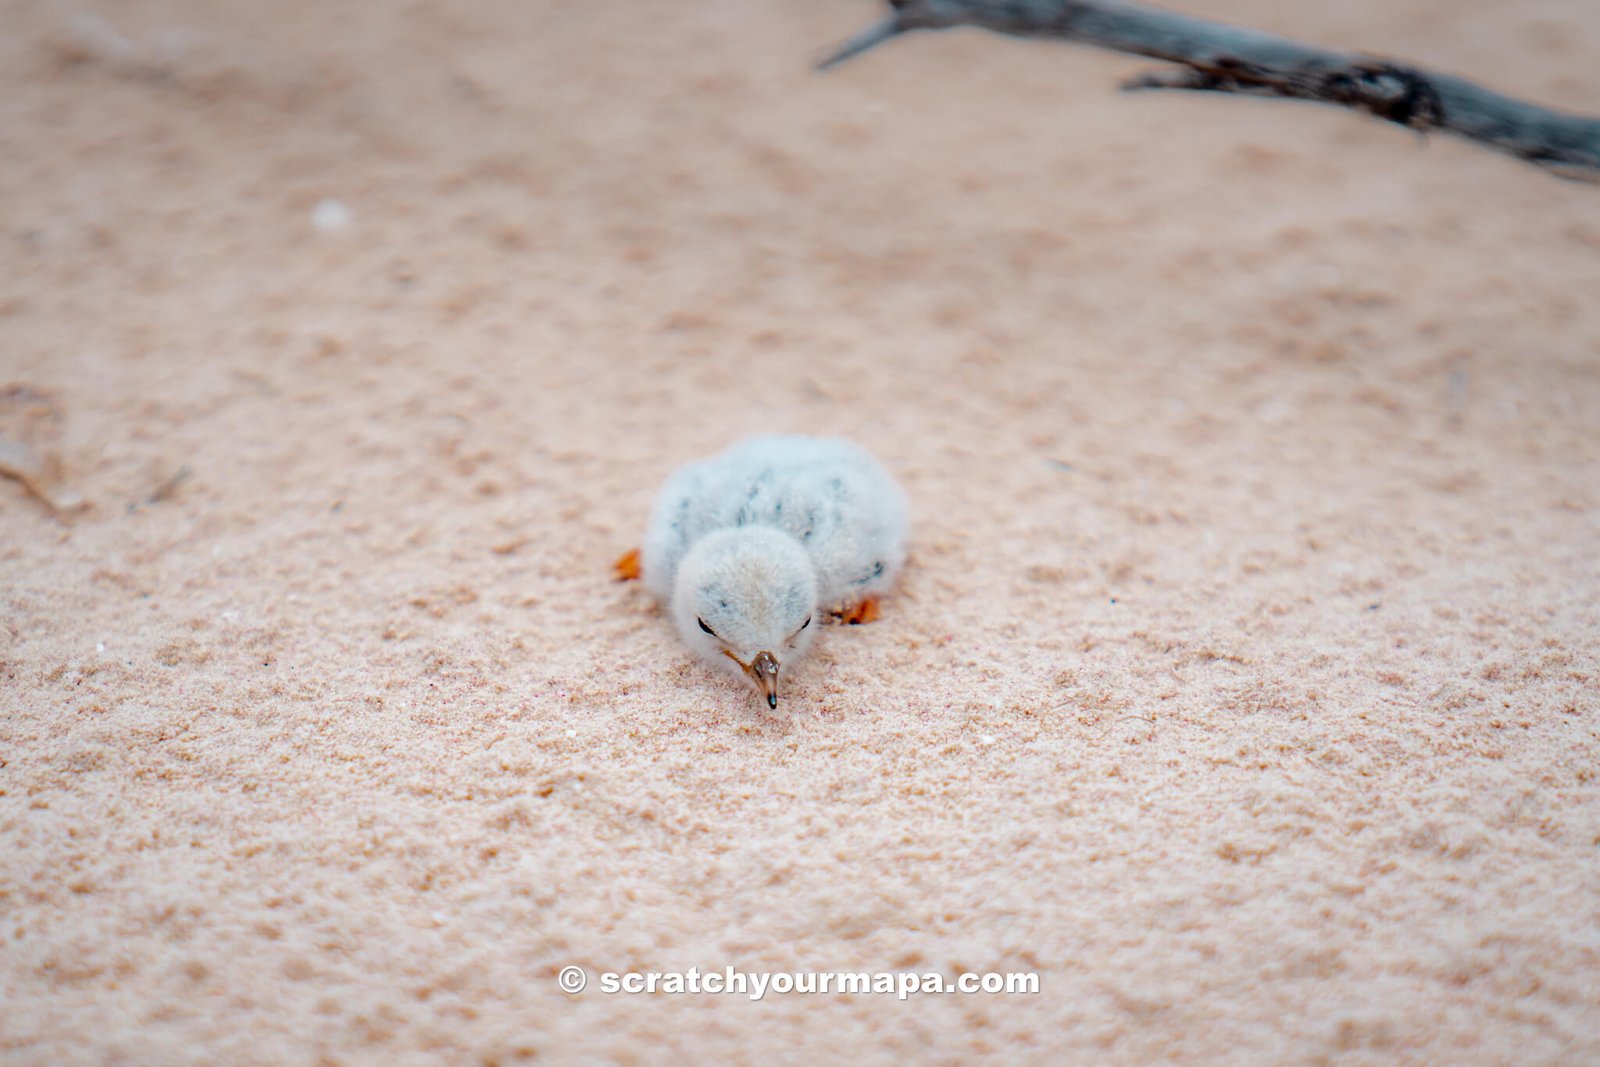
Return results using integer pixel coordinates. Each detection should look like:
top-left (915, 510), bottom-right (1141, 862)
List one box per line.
top-left (631, 435), bottom-right (908, 708)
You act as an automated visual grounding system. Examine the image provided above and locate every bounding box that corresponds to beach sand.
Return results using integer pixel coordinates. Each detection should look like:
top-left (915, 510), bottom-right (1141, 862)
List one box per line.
top-left (3, 0), bottom-right (1598, 1061)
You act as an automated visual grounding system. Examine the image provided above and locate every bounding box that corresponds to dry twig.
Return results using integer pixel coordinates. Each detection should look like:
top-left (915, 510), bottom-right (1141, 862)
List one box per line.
top-left (819, 0), bottom-right (1600, 183)
top-left (146, 463), bottom-right (192, 505)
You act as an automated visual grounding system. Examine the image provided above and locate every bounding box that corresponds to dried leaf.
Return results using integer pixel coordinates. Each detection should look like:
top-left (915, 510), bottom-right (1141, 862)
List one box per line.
top-left (0, 385), bottom-right (89, 517)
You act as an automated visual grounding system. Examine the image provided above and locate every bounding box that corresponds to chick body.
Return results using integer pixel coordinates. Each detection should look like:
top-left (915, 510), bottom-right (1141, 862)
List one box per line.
top-left (640, 435), bottom-right (908, 705)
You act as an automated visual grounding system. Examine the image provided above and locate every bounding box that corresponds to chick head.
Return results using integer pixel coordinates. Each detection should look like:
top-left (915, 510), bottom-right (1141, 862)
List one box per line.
top-left (671, 526), bottom-right (818, 708)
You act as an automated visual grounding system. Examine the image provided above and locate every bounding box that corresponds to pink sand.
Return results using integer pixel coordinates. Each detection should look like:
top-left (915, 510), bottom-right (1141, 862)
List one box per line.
top-left (3, 0), bottom-right (1598, 1061)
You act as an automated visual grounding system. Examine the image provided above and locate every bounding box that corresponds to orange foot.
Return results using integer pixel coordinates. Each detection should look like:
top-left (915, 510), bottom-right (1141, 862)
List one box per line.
top-left (835, 595), bottom-right (881, 626)
top-left (613, 547), bottom-right (642, 582)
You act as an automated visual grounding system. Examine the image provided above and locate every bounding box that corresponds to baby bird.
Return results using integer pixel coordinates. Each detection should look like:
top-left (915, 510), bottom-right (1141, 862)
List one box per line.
top-left (624, 435), bottom-right (908, 708)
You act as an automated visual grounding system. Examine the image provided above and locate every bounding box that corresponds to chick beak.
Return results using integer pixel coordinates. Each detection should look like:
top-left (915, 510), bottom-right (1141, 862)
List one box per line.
top-left (749, 650), bottom-right (780, 709)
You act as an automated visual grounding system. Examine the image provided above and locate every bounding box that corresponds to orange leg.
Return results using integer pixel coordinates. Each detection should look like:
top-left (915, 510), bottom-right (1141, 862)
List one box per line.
top-left (612, 547), bottom-right (642, 581)
top-left (836, 595), bottom-right (881, 625)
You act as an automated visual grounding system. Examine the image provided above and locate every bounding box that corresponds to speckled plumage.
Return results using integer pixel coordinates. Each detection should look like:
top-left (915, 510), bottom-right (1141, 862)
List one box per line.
top-left (640, 435), bottom-right (908, 706)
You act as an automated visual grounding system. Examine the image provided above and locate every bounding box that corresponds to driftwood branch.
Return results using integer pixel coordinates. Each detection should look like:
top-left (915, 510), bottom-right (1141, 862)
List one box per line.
top-left (819, 0), bottom-right (1600, 183)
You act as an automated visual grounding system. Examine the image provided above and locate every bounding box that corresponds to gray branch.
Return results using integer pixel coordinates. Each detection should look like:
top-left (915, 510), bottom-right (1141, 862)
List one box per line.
top-left (818, 0), bottom-right (1600, 183)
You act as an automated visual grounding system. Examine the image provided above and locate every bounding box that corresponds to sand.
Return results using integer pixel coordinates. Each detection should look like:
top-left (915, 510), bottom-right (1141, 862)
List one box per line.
top-left (2, 0), bottom-right (1598, 1062)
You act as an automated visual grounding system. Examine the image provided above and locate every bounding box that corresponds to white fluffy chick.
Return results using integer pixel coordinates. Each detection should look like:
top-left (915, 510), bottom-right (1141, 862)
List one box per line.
top-left (638, 435), bottom-right (908, 708)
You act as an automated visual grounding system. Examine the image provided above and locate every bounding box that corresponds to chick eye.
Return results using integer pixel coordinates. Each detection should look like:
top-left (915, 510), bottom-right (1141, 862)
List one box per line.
top-left (800, 616), bottom-right (811, 630)
top-left (697, 617), bottom-right (718, 637)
